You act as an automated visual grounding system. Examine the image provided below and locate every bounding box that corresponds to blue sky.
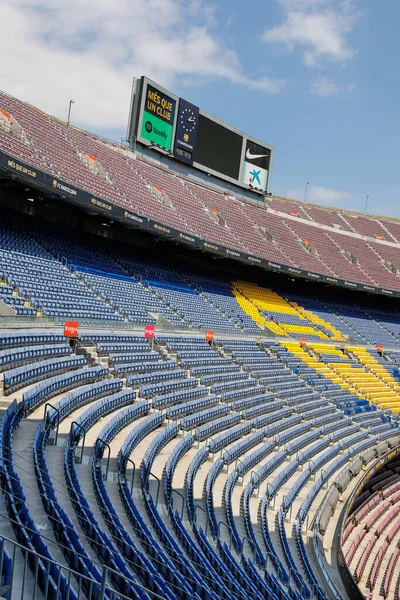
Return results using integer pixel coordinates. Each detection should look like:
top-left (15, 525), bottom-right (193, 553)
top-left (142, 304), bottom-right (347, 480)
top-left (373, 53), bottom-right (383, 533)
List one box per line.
top-left (1, 0), bottom-right (399, 217)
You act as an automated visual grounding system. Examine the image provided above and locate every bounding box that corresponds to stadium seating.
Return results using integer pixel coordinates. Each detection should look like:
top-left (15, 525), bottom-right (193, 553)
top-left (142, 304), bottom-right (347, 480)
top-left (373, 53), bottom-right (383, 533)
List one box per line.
top-left (0, 327), bottom-right (398, 600)
top-left (342, 453), bottom-right (400, 598)
top-left (0, 341), bottom-right (71, 371)
top-left (3, 92), bottom-right (400, 599)
top-left (2, 207), bottom-right (400, 346)
top-left (3, 354), bottom-right (86, 393)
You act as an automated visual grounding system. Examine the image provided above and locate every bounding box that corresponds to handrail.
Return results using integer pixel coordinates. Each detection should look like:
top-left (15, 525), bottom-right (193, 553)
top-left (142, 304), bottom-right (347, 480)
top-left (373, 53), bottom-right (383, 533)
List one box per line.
top-left (194, 504), bottom-right (209, 535)
top-left (0, 530), bottom-right (166, 600)
top-left (282, 495), bottom-right (293, 521)
top-left (241, 535), bottom-right (257, 563)
top-left (265, 482), bottom-right (277, 510)
top-left (320, 468), bottom-right (328, 489)
top-left (96, 437), bottom-right (111, 481)
top-left (122, 455), bottom-right (136, 493)
top-left (171, 489), bottom-right (185, 519)
top-left (217, 520), bottom-right (232, 550)
top-left (264, 550), bottom-right (284, 579)
top-left (298, 507), bottom-right (310, 533)
top-left (43, 402), bottom-right (60, 445)
top-left (149, 471), bottom-right (161, 507)
top-left (250, 469), bottom-right (260, 487)
top-left (309, 457), bottom-right (317, 476)
top-left (70, 421), bottom-right (86, 464)
top-left (234, 456), bottom-right (244, 472)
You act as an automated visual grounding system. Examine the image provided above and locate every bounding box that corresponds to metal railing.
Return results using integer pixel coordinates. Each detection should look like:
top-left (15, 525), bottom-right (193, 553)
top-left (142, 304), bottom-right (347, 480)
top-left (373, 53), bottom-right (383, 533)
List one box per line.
top-left (0, 533), bottom-right (166, 600)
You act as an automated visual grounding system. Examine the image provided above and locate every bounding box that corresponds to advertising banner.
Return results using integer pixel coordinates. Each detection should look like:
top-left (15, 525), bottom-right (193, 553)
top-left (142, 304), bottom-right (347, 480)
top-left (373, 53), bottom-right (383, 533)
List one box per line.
top-left (242, 161), bottom-right (269, 190)
top-left (64, 321), bottom-right (79, 338)
top-left (141, 112), bottom-right (173, 150)
top-left (140, 84), bottom-right (176, 151)
top-left (144, 325), bottom-right (155, 339)
top-left (242, 140), bottom-right (271, 191)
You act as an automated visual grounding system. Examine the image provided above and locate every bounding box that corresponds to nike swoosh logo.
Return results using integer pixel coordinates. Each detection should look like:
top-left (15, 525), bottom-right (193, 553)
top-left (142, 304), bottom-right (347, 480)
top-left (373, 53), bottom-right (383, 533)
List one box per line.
top-left (246, 149), bottom-right (268, 160)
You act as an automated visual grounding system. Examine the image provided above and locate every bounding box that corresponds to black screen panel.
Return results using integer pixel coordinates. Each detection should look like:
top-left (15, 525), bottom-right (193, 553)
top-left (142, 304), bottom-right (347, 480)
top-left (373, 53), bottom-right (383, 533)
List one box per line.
top-left (194, 115), bottom-right (242, 179)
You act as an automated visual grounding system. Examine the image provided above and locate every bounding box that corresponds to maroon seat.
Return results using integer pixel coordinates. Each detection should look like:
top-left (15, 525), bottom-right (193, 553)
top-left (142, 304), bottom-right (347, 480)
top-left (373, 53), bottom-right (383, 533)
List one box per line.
top-left (382, 545), bottom-right (400, 597)
top-left (354, 538), bottom-right (377, 581)
top-left (368, 540), bottom-right (389, 589)
top-left (2, 89), bottom-right (400, 291)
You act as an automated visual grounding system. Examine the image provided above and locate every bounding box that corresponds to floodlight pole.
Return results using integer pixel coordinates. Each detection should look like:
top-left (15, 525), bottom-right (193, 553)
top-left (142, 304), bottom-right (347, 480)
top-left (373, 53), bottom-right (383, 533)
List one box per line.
top-left (67, 100), bottom-right (75, 128)
top-left (304, 182), bottom-right (309, 202)
top-left (364, 195), bottom-right (369, 214)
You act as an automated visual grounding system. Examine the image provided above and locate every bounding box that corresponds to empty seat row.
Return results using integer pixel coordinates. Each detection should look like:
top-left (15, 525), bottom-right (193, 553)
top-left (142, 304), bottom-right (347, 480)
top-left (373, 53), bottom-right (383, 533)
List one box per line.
top-left (3, 354), bottom-right (86, 393)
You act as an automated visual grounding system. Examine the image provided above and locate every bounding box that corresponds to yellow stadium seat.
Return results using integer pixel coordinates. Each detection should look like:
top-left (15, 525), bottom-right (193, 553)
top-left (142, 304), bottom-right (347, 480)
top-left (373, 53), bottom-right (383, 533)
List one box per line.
top-left (233, 281), bottom-right (331, 339)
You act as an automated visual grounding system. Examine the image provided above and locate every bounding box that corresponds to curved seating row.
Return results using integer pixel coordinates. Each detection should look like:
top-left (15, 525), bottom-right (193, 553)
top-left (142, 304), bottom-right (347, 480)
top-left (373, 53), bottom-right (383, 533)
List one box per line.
top-left (0, 331), bottom-right (65, 349)
top-left (3, 355), bottom-right (86, 393)
top-left (167, 410), bottom-right (303, 600)
top-left (109, 351), bottom-right (160, 364)
top-left (64, 390), bottom-right (151, 599)
top-left (93, 405), bottom-right (195, 600)
top-left (172, 432), bottom-right (283, 599)
top-left (1, 400), bottom-right (78, 600)
top-left (34, 392), bottom-right (128, 598)
top-left (23, 365), bottom-right (107, 411)
top-left (127, 367), bottom-right (185, 387)
top-left (118, 413), bottom-right (217, 600)
top-left (0, 342), bottom-right (71, 372)
top-left (167, 394), bottom-right (219, 420)
top-left (117, 360), bottom-right (177, 375)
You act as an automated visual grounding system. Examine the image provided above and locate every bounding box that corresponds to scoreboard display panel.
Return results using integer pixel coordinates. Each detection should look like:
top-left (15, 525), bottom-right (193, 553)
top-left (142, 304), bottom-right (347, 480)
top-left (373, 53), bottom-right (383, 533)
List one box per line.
top-left (140, 84), bottom-right (176, 151)
top-left (193, 115), bottom-right (243, 180)
top-left (127, 76), bottom-right (274, 192)
top-left (128, 77), bottom-right (179, 153)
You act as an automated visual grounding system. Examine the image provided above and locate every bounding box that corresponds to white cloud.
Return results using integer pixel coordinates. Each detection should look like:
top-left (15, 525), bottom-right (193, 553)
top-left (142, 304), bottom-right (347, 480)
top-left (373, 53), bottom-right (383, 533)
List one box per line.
top-left (310, 77), bottom-right (339, 95)
top-left (287, 184), bottom-right (356, 206)
top-left (262, 0), bottom-right (360, 66)
top-left (280, 0), bottom-right (330, 9)
top-left (310, 77), bottom-right (355, 95)
top-left (0, 0), bottom-right (284, 131)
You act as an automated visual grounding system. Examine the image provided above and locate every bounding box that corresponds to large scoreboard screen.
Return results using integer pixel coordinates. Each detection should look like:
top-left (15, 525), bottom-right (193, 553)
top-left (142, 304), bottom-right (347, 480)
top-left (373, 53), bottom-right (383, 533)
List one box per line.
top-left (194, 115), bottom-right (243, 180)
top-left (127, 76), bottom-right (274, 192)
